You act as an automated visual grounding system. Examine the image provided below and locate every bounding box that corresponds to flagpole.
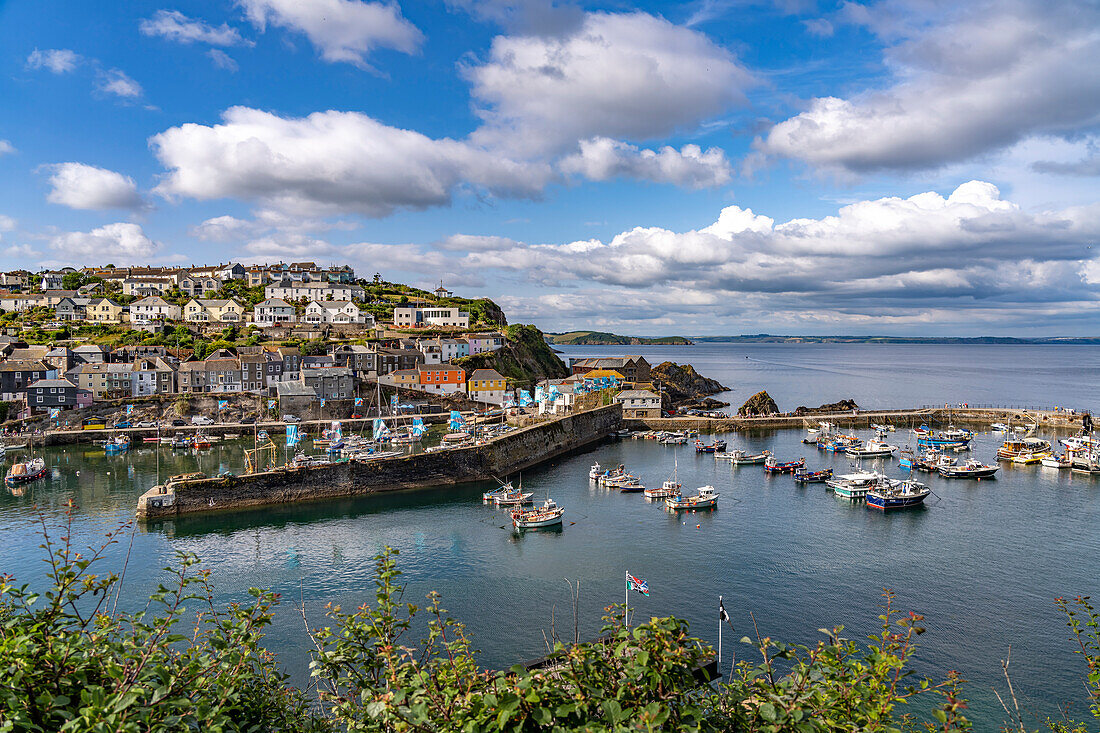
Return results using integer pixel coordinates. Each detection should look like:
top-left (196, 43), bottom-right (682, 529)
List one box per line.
top-left (624, 572), bottom-right (629, 627)
top-left (718, 594), bottom-right (723, 672)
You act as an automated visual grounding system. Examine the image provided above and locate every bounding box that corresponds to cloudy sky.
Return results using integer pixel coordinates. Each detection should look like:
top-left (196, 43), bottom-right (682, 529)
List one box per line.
top-left (2, 0), bottom-right (1100, 336)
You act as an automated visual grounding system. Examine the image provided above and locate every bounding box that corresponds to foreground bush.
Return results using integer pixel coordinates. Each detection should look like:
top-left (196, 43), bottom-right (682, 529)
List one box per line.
top-left (5, 512), bottom-right (1100, 731)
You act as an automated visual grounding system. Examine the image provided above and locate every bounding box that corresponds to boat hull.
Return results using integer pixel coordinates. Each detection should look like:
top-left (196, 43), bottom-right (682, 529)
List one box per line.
top-left (866, 492), bottom-right (928, 510)
top-left (938, 467), bottom-right (997, 479)
top-left (665, 497), bottom-right (717, 510)
top-left (5, 467), bottom-right (47, 486)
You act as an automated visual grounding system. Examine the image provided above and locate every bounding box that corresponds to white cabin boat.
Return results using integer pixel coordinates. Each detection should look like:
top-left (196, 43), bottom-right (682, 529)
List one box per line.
top-left (665, 485), bottom-right (718, 510)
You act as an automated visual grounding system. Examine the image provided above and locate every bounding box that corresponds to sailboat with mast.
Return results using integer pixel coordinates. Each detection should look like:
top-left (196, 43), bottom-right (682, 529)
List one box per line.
top-left (645, 456), bottom-right (682, 498)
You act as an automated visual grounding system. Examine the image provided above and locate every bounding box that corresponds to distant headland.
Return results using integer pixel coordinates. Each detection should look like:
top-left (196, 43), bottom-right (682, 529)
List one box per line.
top-left (547, 331), bottom-right (693, 345)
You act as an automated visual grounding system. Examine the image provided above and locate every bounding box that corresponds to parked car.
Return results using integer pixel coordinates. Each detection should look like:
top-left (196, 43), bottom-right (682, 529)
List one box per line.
top-left (191, 416), bottom-right (214, 425)
top-left (171, 419), bottom-right (186, 426)
top-left (241, 417), bottom-right (256, 424)
top-left (282, 414), bottom-right (300, 423)
top-left (136, 420), bottom-right (157, 428)
top-left (112, 420), bottom-right (132, 429)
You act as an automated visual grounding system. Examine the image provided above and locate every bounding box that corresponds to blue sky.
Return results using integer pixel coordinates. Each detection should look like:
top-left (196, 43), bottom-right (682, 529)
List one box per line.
top-left (1, 0), bottom-right (1099, 336)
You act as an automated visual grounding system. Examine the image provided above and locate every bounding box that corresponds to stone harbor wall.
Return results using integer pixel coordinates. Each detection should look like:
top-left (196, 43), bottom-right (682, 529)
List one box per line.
top-left (137, 404), bottom-right (623, 520)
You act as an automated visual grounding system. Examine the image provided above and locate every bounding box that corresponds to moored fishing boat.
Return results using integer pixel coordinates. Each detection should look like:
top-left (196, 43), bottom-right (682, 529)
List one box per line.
top-left (1041, 454), bottom-right (1071, 469)
top-left (646, 459), bottom-right (682, 499)
top-left (694, 439), bottom-right (727, 454)
top-left (724, 449), bottom-right (771, 465)
top-left (996, 437), bottom-right (1051, 461)
top-left (495, 487), bottom-right (534, 506)
top-left (192, 433), bottom-right (211, 450)
top-left (617, 479), bottom-right (646, 493)
top-left (512, 498), bottom-right (564, 529)
top-left (483, 480), bottom-right (514, 502)
top-left (866, 479), bottom-right (930, 510)
top-left (845, 440), bottom-right (898, 459)
top-left (793, 467), bottom-right (833, 484)
top-left (170, 435), bottom-right (191, 449)
top-left (914, 425), bottom-right (972, 450)
top-left (1010, 449), bottom-right (1052, 465)
top-left (5, 457), bottom-right (47, 487)
top-left (826, 471), bottom-right (890, 499)
top-left (991, 423), bottom-right (1010, 433)
top-left (665, 485), bottom-right (718, 510)
top-left (763, 456), bottom-right (805, 474)
top-left (588, 462), bottom-right (601, 480)
top-left (825, 434), bottom-right (861, 453)
top-left (104, 435), bottom-right (131, 454)
top-left (938, 459), bottom-right (998, 479)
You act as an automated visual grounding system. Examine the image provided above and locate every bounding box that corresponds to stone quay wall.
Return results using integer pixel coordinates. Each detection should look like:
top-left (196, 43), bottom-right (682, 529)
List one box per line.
top-left (137, 404), bottom-right (623, 520)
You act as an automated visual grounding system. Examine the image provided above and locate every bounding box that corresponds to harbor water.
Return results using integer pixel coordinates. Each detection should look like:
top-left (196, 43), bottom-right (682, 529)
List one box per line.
top-left (4, 343), bottom-right (1100, 727)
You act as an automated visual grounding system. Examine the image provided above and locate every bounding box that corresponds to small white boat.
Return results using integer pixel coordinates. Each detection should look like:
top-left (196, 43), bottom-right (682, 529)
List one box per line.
top-left (512, 498), bottom-right (564, 528)
top-left (845, 440), bottom-right (898, 459)
top-left (826, 471), bottom-right (891, 499)
top-left (1041, 455), bottom-right (1070, 469)
top-left (495, 490), bottom-right (534, 506)
top-left (991, 423), bottom-right (1010, 433)
top-left (588, 462), bottom-right (601, 480)
top-left (665, 485), bottom-right (718, 510)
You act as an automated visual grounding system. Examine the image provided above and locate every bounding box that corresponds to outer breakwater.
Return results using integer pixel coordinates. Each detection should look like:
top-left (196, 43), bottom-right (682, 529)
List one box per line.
top-left (137, 404), bottom-right (623, 520)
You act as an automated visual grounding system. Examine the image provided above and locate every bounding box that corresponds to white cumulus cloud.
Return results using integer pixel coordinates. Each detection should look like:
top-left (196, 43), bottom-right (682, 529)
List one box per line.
top-left (26, 48), bottom-right (82, 73)
top-left (208, 49), bottom-right (239, 71)
top-left (759, 0), bottom-right (1100, 174)
top-left (49, 223), bottom-right (161, 265)
top-left (45, 163), bottom-right (145, 211)
top-left (560, 137), bottom-right (732, 188)
top-left (151, 106), bottom-right (552, 217)
top-left (97, 69), bottom-right (143, 98)
top-left (240, 0), bottom-right (422, 68)
top-left (465, 11), bottom-right (753, 155)
top-left (140, 10), bottom-right (249, 46)
top-left (0, 140), bottom-right (14, 156)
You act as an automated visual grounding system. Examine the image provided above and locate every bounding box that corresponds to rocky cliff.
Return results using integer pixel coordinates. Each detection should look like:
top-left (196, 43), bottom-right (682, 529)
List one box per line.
top-left (651, 362), bottom-right (728, 407)
top-left (739, 390), bottom-right (779, 416)
top-left (455, 324), bottom-right (568, 387)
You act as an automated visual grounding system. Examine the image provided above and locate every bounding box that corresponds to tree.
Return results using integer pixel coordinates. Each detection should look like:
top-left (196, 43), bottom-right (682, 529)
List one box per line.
top-left (61, 272), bottom-right (85, 291)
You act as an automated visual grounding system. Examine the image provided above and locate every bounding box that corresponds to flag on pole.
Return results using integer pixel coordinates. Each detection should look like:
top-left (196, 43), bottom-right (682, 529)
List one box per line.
top-left (449, 410), bottom-right (466, 431)
top-left (286, 425), bottom-right (300, 446)
top-left (519, 390), bottom-right (531, 407)
top-left (49, 407), bottom-right (60, 419)
top-left (217, 400), bottom-right (228, 410)
top-left (719, 598), bottom-right (730, 622)
top-left (411, 417), bottom-right (425, 436)
top-left (320, 398), bottom-right (326, 407)
top-left (626, 572), bottom-right (649, 596)
top-left (390, 395), bottom-right (398, 412)
top-left (268, 399), bottom-right (276, 410)
top-left (355, 397), bottom-right (363, 406)
top-left (373, 419), bottom-right (390, 439)
top-left (126, 404), bottom-right (134, 414)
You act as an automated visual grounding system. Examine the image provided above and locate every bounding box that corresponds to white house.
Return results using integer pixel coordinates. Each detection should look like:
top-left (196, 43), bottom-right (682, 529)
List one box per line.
top-left (0, 293), bottom-right (46, 312)
top-left (393, 306), bottom-right (470, 329)
top-left (613, 389), bottom-right (662, 418)
top-left (130, 296), bottom-right (181, 324)
top-left (40, 269), bottom-right (73, 290)
top-left (264, 281), bottom-right (364, 302)
top-left (123, 276), bottom-right (176, 297)
top-left (253, 298), bottom-right (296, 326)
top-left (302, 300), bottom-right (373, 325)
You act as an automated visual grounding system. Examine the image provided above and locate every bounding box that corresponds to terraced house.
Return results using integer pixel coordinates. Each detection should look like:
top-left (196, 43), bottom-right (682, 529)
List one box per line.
top-left (129, 296), bottom-right (181, 324)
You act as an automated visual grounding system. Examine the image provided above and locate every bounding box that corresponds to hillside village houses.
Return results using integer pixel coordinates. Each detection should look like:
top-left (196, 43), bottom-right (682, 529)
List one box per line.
top-left (265, 280), bottom-right (364, 302)
top-left (0, 262), bottom-right (551, 417)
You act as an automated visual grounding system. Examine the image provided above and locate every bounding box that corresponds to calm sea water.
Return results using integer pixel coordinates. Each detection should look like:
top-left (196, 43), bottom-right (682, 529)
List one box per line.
top-left (4, 343), bottom-right (1100, 728)
top-left (556, 343), bottom-right (1100, 413)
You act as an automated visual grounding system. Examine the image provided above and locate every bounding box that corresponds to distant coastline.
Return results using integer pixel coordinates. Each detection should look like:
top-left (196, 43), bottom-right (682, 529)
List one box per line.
top-left (547, 330), bottom-right (693, 345)
top-left (555, 333), bottom-right (1100, 345)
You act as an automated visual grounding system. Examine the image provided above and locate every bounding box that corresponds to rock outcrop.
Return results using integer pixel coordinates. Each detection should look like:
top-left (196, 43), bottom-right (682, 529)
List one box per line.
top-left (650, 362), bottom-right (728, 407)
top-left (738, 390), bottom-right (779, 416)
top-left (793, 399), bottom-right (859, 415)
